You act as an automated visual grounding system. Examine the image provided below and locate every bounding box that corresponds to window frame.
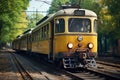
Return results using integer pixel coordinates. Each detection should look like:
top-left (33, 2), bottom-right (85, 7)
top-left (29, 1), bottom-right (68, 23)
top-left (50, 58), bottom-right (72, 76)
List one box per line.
top-left (55, 18), bottom-right (65, 33)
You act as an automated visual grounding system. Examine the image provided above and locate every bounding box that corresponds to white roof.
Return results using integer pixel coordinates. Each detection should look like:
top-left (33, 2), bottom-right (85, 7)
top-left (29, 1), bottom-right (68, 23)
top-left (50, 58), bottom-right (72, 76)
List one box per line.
top-left (33, 8), bottom-right (97, 32)
top-left (55, 8), bottom-right (97, 17)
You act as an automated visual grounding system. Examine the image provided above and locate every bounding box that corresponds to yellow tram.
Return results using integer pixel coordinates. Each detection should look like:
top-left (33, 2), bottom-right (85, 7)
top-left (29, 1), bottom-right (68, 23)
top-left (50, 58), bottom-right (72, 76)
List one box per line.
top-left (31, 8), bottom-right (97, 68)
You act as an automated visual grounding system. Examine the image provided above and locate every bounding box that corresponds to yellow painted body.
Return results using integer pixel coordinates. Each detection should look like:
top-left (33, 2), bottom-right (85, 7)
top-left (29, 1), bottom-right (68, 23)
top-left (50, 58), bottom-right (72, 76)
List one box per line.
top-left (32, 40), bottom-right (49, 54)
top-left (31, 34), bottom-right (97, 57)
top-left (54, 34), bottom-right (97, 54)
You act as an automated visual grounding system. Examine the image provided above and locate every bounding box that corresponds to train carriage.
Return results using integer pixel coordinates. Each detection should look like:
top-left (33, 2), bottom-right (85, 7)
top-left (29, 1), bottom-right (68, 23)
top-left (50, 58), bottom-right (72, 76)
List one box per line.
top-left (12, 35), bottom-right (22, 51)
top-left (31, 8), bottom-right (97, 68)
top-left (19, 29), bottom-right (33, 52)
top-left (12, 6), bottom-right (98, 68)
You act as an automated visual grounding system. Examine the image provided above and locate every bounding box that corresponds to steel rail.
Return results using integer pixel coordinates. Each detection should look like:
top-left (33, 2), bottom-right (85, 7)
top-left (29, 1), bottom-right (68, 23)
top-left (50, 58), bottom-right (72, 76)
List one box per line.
top-left (11, 53), bottom-right (33, 80)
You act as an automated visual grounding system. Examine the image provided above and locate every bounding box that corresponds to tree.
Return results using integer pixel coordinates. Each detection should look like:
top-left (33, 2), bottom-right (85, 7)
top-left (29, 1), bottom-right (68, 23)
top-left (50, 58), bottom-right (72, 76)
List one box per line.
top-left (27, 13), bottom-right (44, 29)
top-left (48, 0), bottom-right (69, 14)
top-left (0, 0), bottom-right (30, 43)
top-left (104, 0), bottom-right (120, 39)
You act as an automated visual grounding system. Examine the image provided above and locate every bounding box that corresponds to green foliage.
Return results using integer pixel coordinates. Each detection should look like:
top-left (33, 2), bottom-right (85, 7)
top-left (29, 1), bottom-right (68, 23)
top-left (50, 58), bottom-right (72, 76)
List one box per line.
top-left (49, 0), bottom-right (100, 14)
top-left (27, 13), bottom-right (44, 29)
top-left (48, 0), bottom-right (69, 14)
top-left (81, 0), bottom-right (93, 8)
top-left (103, 0), bottom-right (120, 39)
top-left (105, 0), bottom-right (120, 15)
top-left (0, 0), bottom-right (30, 43)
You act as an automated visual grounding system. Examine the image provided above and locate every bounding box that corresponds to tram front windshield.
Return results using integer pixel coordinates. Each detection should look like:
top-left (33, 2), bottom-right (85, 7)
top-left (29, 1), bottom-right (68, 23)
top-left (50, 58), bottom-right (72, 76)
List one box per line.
top-left (68, 18), bottom-right (91, 32)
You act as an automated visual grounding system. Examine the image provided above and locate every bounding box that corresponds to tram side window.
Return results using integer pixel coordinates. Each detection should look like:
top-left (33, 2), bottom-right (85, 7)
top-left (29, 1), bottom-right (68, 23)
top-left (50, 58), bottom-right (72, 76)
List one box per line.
top-left (94, 20), bottom-right (97, 32)
top-left (37, 31), bottom-right (38, 41)
top-left (55, 19), bottom-right (65, 33)
top-left (38, 29), bottom-right (40, 40)
top-left (33, 33), bottom-right (35, 41)
top-left (36, 33), bottom-right (37, 41)
top-left (44, 25), bottom-right (47, 38)
top-left (24, 37), bottom-right (26, 45)
top-left (32, 34), bottom-right (34, 42)
top-left (39, 29), bottom-right (41, 40)
top-left (35, 33), bottom-right (36, 41)
top-left (46, 24), bottom-right (49, 38)
top-left (44, 24), bottom-right (49, 39)
top-left (32, 34), bottom-right (33, 42)
top-left (35, 32), bottom-right (36, 41)
top-left (33, 33), bottom-right (35, 42)
top-left (28, 35), bottom-right (31, 42)
top-left (42, 27), bottom-right (44, 39)
top-left (37, 30), bottom-right (39, 41)
top-left (40, 28), bottom-right (42, 40)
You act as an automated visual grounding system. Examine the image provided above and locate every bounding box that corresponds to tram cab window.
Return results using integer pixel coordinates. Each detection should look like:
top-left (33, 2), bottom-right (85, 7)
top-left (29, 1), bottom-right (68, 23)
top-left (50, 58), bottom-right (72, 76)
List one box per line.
top-left (55, 19), bottom-right (65, 33)
top-left (94, 20), bottom-right (97, 32)
top-left (68, 18), bottom-right (91, 32)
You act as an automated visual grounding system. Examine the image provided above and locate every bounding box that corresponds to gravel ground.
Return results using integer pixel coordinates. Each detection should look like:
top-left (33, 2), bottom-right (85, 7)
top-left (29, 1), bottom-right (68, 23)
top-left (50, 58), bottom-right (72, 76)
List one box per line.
top-left (0, 49), bottom-right (119, 80)
top-left (0, 50), bottom-right (21, 80)
top-left (0, 49), bottom-right (72, 80)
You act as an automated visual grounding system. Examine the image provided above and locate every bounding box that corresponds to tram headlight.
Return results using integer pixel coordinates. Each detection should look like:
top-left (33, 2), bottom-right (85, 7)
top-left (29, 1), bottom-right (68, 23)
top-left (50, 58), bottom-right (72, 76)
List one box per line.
top-left (88, 43), bottom-right (94, 49)
top-left (67, 43), bottom-right (73, 49)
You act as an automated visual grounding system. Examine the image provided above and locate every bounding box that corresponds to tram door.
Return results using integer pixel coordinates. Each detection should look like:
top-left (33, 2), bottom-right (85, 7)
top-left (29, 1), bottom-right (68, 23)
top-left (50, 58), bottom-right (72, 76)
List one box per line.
top-left (48, 20), bottom-right (54, 61)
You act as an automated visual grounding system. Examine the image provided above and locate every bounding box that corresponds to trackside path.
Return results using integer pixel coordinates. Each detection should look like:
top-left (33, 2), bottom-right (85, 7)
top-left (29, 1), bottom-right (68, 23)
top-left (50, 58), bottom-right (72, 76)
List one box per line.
top-left (0, 49), bottom-right (22, 80)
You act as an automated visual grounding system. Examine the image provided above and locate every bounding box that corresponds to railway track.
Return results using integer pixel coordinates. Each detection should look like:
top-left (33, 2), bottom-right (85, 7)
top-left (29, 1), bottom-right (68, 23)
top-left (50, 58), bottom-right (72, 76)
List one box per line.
top-left (11, 53), bottom-right (34, 80)
top-left (25, 54), bottom-right (120, 80)
top-left (40, 60), bottom-right (120, 80)
top-left (62, 60), bottom-right (120, 80)
top-left (11, 53), bottom-right (52, 80)
top-left (97, 60), bottom-right (120, 68)
top-left (60, 67), bottom-right (120, 80)
top-left (11, 53), bottom-right (72, 80)
top-left (86, 68), bottom-right (120, 80)
top-left (13, 52), bottom-right (120, 80)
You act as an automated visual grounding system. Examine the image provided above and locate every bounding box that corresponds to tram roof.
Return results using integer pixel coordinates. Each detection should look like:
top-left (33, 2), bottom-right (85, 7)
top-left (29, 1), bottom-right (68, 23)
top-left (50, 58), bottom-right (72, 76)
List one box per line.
top-left (34, 8), bottom-right (97, 32)
top-left (54, 8), bottom-right (97, 17)
top-left (37, 8), bottom-right (97, 24)
top-left (23, 28), bottom-right (33, 34)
